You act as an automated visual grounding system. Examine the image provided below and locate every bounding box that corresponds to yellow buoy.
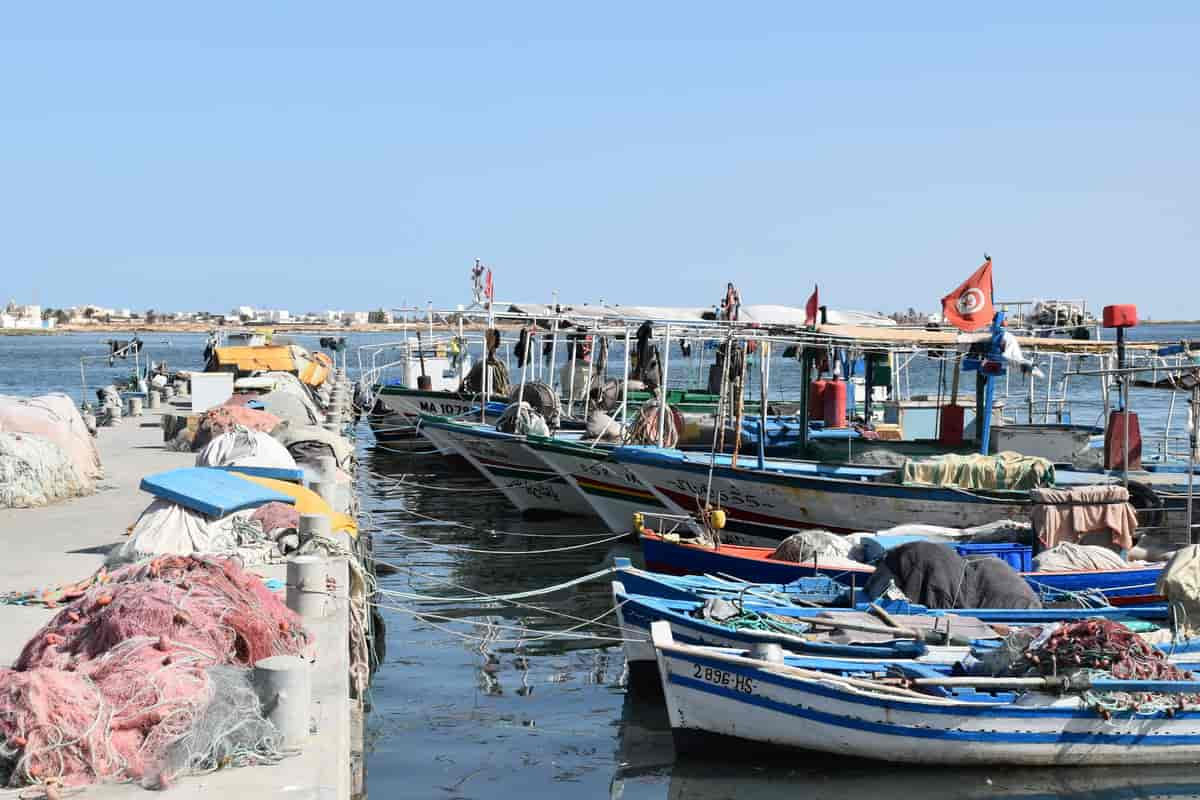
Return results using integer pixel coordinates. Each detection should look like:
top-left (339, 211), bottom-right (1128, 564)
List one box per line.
top-left (709, 508), bottom-right (727, 530)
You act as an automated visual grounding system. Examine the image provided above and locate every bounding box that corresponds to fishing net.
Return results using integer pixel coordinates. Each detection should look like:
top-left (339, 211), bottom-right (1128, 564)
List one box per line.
top-left (768, 530), bottom-right (853, 563)
top-left (0, 557), bottom-right (305, 788)
top-left (16, 555), bottom-right (305, 671)
top-left (507, 382), bottom-right (559, 431)
top-left (460, 359), bottom-right (510, 395)
top-left (0, 432), bottom-right (90, 508)
top-left (494, 402), bottom-right (550, 436)
top-left (623, 401), bottom-right (683, 448)
top-left (972, 619), bottom-right (1200, 716)
top-left (0, 393), bottom-right (103, 484)
top-left (190, 406), bottom-right (282, 451)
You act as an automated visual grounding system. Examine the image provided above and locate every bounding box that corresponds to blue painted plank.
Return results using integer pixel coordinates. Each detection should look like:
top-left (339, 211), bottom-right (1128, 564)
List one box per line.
top-left (140, 467), bottom-right (295, 517)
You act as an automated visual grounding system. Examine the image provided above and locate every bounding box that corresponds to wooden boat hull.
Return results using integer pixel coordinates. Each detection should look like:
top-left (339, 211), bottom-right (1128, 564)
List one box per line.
top-left (612, 446), bottom-right (1033, 547)
top-left (524, 436), bottom-right (669, 533)
top-left (653, 624), bottom-right (1200, 766)
top-left (418, 418), bottom-right (594, 516)
top-left (639, 532), bottom-right (1165, 605)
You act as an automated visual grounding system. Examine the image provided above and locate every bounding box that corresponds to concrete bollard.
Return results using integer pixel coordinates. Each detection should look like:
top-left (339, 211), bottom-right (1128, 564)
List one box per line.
top-left (128, 396), bottom-right (144, 417)
top-left (286, 554), bottom-right (328, 619)
top-left (328, 557), bottom-right (350, 601)
top-left (316, 455), bottom-right (338, 483)
top-left (148, 390), bottom-right (161, 410)
top-left (311, 480), bottom-right (337, 508)
top-left (299, 512), bottom-right (332, 543)
top-left (252, 655), bottom-right (312, 748)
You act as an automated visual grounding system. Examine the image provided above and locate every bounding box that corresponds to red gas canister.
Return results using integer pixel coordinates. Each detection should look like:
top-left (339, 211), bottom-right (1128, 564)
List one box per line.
top-left (823, 379), bottom-right (848, 429)
top-left (1104, 410), bottom-right (1142, 471)
top-left (1102, 305), bottom-right (1138, 329)
top-left (809, 379), bottom-right (828, 421)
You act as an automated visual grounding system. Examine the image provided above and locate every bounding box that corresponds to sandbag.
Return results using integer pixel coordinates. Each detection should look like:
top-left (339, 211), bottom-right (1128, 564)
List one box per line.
top-left (0, 394), bottom-right (102, 485)
top-left (0, 432), bottom-right (90, 508)
top-left (196, 428), bottom-right (297, 470)
top-left (1157, 545), bottom-right (1200, 638)
top-left (769, 530), bottom-right (853, 563)
top-left (1034, 542), bottom-right (1129, 573)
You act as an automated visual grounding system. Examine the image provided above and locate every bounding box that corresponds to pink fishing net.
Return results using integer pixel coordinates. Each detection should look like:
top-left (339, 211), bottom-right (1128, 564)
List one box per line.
top-left (0, 556), bottom-right (307, 788)
top-left (192, 406), bottom-right (281, 450)
top-left (250, 501), bottom-right (300, 534)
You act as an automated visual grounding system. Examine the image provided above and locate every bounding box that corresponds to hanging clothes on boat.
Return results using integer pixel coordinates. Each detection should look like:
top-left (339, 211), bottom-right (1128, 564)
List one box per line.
top-left (1030, 485), bottom-right (1138, 551)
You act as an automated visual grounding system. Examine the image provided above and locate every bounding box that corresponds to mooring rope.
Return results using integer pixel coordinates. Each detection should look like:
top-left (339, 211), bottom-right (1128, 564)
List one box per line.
top-left (382, 529), bottom-right (629, 555)
top-left (362, 505), bottom-right (624, 538)
top-left (374, 565), bottom-right (616, 605)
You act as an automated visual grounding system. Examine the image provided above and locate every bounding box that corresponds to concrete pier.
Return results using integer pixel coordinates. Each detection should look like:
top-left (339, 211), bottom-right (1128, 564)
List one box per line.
top-left (0, 408), bottom-right (360, 799)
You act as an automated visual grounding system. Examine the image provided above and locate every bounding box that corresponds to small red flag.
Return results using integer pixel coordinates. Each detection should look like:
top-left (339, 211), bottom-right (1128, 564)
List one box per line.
top-left (484, 269), bottom-right (494, 303)
top-left (941, 258), bottom-right (994, 332)
top-left (805, 285), bottom-right (819, 327)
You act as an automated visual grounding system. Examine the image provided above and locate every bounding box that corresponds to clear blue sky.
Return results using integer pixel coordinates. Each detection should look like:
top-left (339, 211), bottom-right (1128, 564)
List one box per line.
top-left (2, 5), bottom-right (1196, 317)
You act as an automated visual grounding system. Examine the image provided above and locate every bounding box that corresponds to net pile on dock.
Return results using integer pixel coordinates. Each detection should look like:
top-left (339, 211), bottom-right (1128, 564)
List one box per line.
top-left (188, 406), bottom-right (283, 451)
top-left (0, 556), bottom-right (308, 788)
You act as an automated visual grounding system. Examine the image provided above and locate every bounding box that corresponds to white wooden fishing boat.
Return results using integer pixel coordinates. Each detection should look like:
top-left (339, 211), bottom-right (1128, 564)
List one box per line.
top-left (418, 417), bottom-right (594, 516)
top-left (652, 621), bottom-right (1200, 766)
top-left (613, 446), bottom-right (1034, 547)
top-left (523, 435), bottom-right (666, 533)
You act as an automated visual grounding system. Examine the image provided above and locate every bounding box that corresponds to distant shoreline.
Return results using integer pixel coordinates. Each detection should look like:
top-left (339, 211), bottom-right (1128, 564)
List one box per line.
top-left (0, 321), bottom-right (501, 336)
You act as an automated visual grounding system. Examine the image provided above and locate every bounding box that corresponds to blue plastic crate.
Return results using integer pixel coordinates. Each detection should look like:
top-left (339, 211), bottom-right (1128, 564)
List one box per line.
top-left (953, 542), bottom-right (1032, 572)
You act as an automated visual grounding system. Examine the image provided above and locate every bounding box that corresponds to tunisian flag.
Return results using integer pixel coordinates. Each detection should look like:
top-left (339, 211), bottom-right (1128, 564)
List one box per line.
top-left (804, 285), bottom-right (819, 326)
top-left (484, 269), bottom-right (494, 304)
top-left (940, 257), bottom-right (994, 331)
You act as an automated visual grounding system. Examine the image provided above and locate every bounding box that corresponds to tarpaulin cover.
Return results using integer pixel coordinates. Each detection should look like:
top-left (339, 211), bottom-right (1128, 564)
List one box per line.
top-left (1030, 484), bottom-right (1138, 551)
top-left (230, 471), bottom-right (357, 535)
top-left (271, 421), bottom-right (355, 470)
top-left (210, 345), bottom-right (297, 374)
top-left (196, 428), bottom-right (297, 471)
top-left (107, 498), bottom-right (263, 564)
top-left (865, 540), bottom-right (1041, 609)
top-left (140, 467), bottom-right (295, 517)
top-left (901, 451), bottom-right (1055, 491)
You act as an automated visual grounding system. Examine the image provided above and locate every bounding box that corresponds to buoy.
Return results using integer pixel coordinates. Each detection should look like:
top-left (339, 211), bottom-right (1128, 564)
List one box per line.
top-left (709, 508), bottom-right (727, 530)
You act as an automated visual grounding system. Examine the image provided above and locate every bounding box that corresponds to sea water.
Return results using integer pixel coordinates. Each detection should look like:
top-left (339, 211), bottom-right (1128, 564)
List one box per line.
top-left (2, 326), bottom-right (1198, 799)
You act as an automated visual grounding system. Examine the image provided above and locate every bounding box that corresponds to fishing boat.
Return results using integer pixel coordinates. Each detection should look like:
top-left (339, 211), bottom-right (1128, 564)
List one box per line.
top-left (651, 621), bottom-right (1200, 765)
top-left (612, 445), bottom-right (1037, 546)
top-left (637, 530), bottom-right (1166, 605)
top-left (417, 416), bottom-right (596, 515)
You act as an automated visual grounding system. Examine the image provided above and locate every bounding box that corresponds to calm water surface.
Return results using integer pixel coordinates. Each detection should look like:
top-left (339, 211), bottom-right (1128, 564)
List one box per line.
top-left (2, 327), bottom-right (1199, 799)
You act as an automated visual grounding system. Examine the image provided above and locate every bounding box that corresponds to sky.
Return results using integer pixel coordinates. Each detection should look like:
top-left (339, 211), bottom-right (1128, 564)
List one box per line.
top-left (1, 4), bottom-right (1197, 318)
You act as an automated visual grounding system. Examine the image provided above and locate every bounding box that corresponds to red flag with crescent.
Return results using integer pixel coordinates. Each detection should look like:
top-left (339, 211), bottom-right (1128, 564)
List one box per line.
top-left (484, 269), bottom-right (494, 303)
top-left (941, 258), bottom-right (994, 331)
top-left (805, 285), bottom-right (819, 327)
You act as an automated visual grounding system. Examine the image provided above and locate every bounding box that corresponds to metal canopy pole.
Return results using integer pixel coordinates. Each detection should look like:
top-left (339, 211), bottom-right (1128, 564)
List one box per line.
top-left (657, 323), bottom-right (673, 447)
top-left (1189, 385), bottom-right (1198, 544)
